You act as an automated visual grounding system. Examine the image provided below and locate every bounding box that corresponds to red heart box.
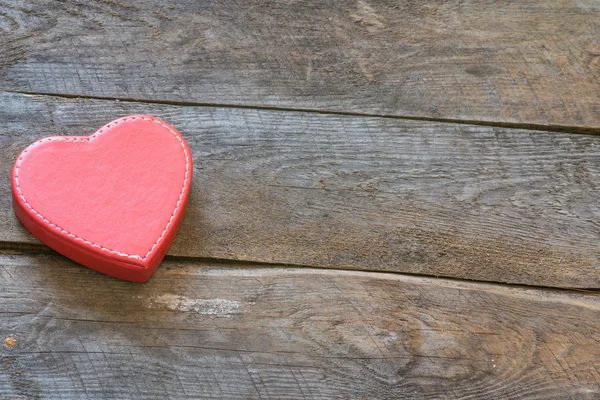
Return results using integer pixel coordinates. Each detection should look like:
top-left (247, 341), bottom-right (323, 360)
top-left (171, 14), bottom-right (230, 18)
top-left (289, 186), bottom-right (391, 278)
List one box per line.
top-left (12, 115), bottom-right (192, 282)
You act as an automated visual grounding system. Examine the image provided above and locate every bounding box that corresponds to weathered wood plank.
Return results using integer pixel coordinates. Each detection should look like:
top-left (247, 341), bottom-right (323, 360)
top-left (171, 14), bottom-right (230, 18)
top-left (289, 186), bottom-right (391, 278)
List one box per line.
top-left (1, 253), bottom-right (600, 399)
top-left (1, 0), bottom-right (599, 129)
top-left (1, 92), bottom-right (600, 288)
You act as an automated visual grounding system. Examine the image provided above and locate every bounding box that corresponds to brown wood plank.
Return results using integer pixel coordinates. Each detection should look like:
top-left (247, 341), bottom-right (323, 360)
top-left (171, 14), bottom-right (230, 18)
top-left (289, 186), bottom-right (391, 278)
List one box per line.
top-left (1, 0), bottom-right (599, 129)
top-left (1, 253), bottom-right (600, 399)
top-left (1, 92), bottom-right (600, 288)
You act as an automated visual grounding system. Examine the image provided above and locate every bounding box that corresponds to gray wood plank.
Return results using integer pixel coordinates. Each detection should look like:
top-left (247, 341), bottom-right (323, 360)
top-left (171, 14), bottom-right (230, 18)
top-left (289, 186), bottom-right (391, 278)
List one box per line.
top-left (1, 92), bottom-right (600, 288)
top-left (1, 0), bottom-right (599, 129)
top-left (1, 253), bottom-right (600, 399)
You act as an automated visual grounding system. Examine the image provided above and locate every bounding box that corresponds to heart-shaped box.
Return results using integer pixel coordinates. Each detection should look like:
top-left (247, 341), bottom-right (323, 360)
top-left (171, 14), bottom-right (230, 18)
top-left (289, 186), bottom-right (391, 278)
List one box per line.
top-left (12, 115), bottom-right (192, 282)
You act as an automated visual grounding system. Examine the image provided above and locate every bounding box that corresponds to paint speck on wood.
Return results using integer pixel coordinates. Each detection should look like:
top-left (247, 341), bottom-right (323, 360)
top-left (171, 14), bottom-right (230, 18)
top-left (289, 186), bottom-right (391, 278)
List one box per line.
top-left (3, 337), bottom-right (17, 349)
top-left (147, 295), bottom-right (242, 316)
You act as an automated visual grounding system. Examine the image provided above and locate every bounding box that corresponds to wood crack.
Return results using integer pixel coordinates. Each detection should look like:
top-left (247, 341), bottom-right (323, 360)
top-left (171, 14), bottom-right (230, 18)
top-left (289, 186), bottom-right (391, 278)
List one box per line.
top-left (4, 90), bottom-right (599, 136)
top-left (2, 243), bottom-right (599, 295)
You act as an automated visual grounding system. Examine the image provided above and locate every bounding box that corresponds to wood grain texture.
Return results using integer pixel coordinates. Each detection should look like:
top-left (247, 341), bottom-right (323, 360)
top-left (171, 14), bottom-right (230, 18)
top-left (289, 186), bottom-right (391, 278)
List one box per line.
top-left (1, 253), bottom-right (600, 399)
top-left (1, 92), bottom-right (599, 288)
top-left (1, 0), bottom-right (599, 129)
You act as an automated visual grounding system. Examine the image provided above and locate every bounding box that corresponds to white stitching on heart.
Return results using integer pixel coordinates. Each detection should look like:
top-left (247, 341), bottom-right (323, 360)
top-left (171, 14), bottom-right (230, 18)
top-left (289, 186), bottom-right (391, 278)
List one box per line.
top-left (14, 116), bottom-right (190, 262)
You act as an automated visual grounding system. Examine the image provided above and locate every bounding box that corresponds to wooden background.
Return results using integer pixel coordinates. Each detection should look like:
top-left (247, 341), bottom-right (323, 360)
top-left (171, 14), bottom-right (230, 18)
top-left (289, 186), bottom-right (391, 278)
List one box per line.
top-left (1, 0), bottom-right (599, 398)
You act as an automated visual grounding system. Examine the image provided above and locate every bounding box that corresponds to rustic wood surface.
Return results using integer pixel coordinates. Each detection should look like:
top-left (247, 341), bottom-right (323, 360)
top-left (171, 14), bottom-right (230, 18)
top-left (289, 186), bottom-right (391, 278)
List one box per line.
top-left (1, 0), bottom-right (599, 130)
top-left (1, 92), bottom-right (599, 288)
top-left (2, 0), bottom-right (600, 398)
top-left (1, 253), bottom-right (600, 399)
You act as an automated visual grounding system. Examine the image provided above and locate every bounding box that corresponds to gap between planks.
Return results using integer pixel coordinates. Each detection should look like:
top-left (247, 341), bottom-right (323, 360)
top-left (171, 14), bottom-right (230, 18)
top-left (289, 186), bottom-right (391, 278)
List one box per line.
top-left (5, 90), bottom-right (600, 136)
top-left (2, 242), bottom-right (599, 296)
